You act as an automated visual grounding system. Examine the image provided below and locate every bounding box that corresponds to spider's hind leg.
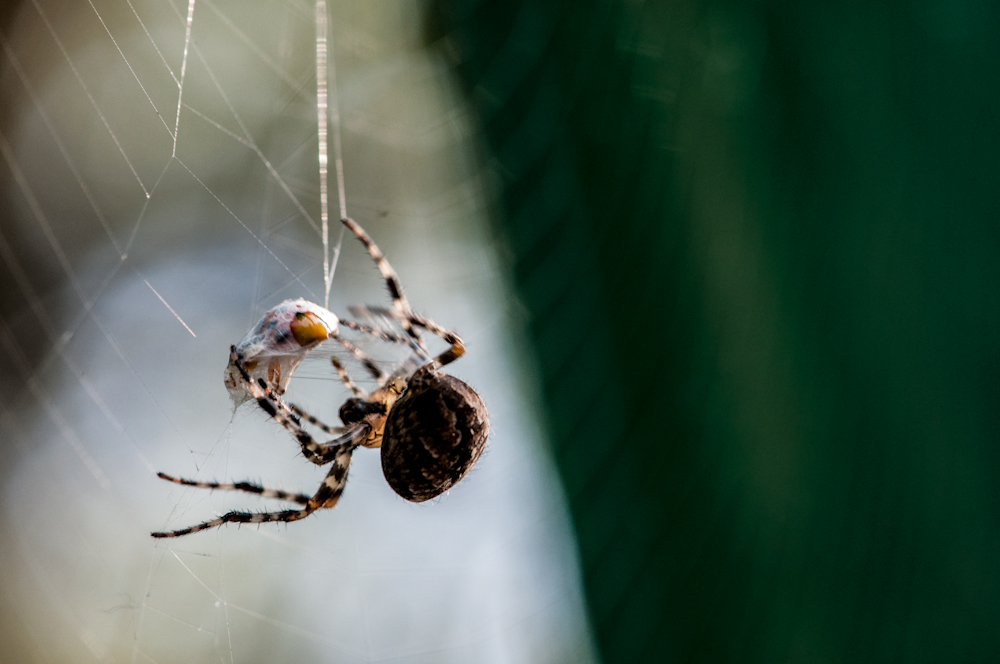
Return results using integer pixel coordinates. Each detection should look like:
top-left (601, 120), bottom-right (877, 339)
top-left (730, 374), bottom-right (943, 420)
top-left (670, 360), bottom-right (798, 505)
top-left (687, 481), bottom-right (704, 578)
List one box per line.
top-left (151, 445), bottom-right (355, 539)
top-left (156, 472), bottom-right (312, 505)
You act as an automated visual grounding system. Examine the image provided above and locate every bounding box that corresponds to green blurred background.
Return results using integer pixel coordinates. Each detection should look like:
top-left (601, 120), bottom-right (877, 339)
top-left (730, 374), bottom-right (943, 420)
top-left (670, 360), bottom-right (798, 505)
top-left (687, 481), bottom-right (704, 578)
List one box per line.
top-left (428, 0), bottom-right (1000, 661)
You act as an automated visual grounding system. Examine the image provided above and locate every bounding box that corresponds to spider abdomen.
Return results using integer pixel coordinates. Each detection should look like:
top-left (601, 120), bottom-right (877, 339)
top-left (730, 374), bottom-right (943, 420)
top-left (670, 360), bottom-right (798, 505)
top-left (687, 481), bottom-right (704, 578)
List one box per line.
top-left (381, 369), bottom-right (489, 502)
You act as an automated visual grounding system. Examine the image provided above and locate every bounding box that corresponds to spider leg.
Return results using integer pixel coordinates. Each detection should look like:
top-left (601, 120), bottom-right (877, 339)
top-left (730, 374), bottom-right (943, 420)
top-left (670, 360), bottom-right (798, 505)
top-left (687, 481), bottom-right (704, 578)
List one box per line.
top-left (332, 333), bottom-right (384, 382)
top-left (283, 337), bottom-right (379, 426)
top-left (339, 318), bottom-right (409, 345)
top-left (333, 322), bottom-right (425, 393)
top-left (289, 402), bottom-right (347, 433)
top-left (347, 305), bottom-right (465, 370)
top-left (311, 424), bottom-right (370, 463)
top-left (341, 217), bottom-right (428, 353)
top-left (329, 356), bottom-right (364, 397)
top-left (231, 347), bottom-right (368, 464)
top-left (341, 317), bottom-right (426, 360)
top-left (151, 445), bottom-right (354, 538)
top-left (156, 472), bottom-right (312, 505)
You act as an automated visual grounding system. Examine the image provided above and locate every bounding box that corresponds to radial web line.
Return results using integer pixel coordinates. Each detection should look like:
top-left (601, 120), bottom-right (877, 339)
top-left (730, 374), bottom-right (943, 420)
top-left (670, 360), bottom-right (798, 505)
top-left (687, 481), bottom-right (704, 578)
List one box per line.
top-left (152, 421), bottom-right (237, 535)
top-left (123, 159), bottom-right (174, 254)
top-left (225, 602), bottom-right (353, 650)
top-left (0, 127), bottom-right (171, 331)
top-left (201, 0), bottom-right (311, 98)
top-left (91, 307), bottom-right (192, 443)
top-left (174, 157), bottom-right (320, 300)
top-left (258, 264), bottom-right (322, 302)
top-left (186, 39), bottom-right (321, 234)
top-left (28, 0), bottom-right (149, 197)
top-left (269, 209), bottom-right (314, 239)
top-left (250, 161), bottom-right (277, 330)
top-left (316, 0), bottom-right (331, 306)
top-left (276, 69), bottom-right (319, 119)
top-left (130, 549), bottom-right (164, 664)
top-left (1, 130), bottom-right (189, 447)
top-left (219, 550), bottom-right (236, 664)
top-left (0, 130), bottom-right (88, 303)
top-left (269, 233), bottom-right (325, 260)
top-left (0, 34), bottom-right (124, 257)
top-left (123, 0), bottom-right (180, 85)
top-left (134, 650), bottom-right (159, 664)
top-left (329, 21), bottom-right (348, 222)
top-left (143, 280), bottom-right (197, 337)
top-left (323, 0), bottom-right (349, 301)
top-left (13, 522), bottom-right (120, 661)
top-left (181, 103), bottom-right (253, 148)
top-left (145, 604), bottom-right (216, 634)
top-left (276, 133), bottom-right (318, 171)
top-left (169, 549), bottom-right (355, 655)
top-left (0, 229), bottom-right (156, 473)
top-left (85, 0), bottom-right (173, 136)
top-left (0, 321), bottom-right (112, 492)
top-left (173, 0), bottom-right (196, 158)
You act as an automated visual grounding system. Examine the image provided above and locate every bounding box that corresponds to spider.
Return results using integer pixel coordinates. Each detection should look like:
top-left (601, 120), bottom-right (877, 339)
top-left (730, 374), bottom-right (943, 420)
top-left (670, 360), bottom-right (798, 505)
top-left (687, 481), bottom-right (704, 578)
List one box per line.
top-left (151, 217), bottom-right (489, 538)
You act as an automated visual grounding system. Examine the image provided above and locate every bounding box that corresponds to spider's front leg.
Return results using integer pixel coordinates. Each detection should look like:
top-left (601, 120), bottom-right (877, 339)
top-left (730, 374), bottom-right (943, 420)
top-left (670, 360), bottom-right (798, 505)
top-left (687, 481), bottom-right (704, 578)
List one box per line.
top-left (230, 347), bottom-right (367, 465)
top-left (347, 305), bottom-right (466, 371)
top-left (341, 216), bottom-right (430, 353)
top-left (156, 473), bottom-right (312, 505)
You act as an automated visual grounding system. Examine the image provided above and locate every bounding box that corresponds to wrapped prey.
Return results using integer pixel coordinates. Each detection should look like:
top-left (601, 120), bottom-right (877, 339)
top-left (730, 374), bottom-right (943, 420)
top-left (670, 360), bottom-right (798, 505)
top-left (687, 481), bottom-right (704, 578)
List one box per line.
top-left (224, 299), bottom-right (339, 403)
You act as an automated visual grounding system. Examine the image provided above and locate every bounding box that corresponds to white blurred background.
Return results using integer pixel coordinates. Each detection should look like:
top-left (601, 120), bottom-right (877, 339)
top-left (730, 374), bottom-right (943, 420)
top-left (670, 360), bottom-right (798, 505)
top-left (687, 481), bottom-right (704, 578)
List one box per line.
top-left (0, 1), bottom-right (597, 661)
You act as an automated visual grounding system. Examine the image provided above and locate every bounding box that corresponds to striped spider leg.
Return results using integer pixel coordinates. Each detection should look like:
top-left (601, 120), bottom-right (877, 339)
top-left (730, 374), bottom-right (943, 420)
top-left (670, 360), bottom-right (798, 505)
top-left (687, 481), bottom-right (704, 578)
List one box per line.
top-left (152, 302), bottom-right (410, 539)
top-left (151, 347), bottom-right (370, 538)
top-left (336, 217), bottom-right (488, 502)
top-left (151, 217), bottom-right (489, 538)
top-left (340, 216), bottom-right (467, 370)
top-left (341, 216), bottom-right (428, 354)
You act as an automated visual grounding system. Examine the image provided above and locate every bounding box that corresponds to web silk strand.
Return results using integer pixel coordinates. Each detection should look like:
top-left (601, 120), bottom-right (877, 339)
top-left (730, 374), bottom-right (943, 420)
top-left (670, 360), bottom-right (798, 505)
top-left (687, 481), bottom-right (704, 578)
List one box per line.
top-left (317, 0), bottom-right (348, 307)
top-left (315, 0), bottom-right (331, 307)
top-left (173, 0), bottom-right (196, 158)
top-left (328, 5), bottom-right (348, 291)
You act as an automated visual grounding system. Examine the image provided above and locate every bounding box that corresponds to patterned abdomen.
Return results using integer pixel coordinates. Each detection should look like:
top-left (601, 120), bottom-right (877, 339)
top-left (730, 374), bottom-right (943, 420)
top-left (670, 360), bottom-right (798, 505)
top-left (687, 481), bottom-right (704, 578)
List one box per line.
top-left (381, 370), bottom-right (489, 502)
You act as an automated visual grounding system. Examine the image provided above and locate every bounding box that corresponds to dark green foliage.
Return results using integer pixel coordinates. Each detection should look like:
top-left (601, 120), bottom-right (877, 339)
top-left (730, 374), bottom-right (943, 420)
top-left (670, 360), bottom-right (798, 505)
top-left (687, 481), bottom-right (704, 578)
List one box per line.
top-left (430, 0), bottom-right (1000, 661)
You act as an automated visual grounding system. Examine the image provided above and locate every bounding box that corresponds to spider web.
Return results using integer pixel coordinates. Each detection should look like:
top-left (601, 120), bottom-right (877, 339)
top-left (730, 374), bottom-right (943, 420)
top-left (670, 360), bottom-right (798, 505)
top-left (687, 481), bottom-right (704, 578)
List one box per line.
top-left (0, 1), bottom-right (597, 662)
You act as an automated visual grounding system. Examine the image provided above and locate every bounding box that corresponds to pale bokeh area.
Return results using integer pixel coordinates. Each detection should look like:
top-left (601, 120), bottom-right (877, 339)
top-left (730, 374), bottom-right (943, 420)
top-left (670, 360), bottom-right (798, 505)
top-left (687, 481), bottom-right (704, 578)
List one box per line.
top-left (0, 1), bottom-right (597, 662)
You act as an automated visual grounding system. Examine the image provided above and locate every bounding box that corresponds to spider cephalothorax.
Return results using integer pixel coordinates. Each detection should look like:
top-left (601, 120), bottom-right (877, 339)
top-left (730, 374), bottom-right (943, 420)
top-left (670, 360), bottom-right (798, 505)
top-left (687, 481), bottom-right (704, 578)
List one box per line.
top-left (151, 217), bottom-right (489, 538)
